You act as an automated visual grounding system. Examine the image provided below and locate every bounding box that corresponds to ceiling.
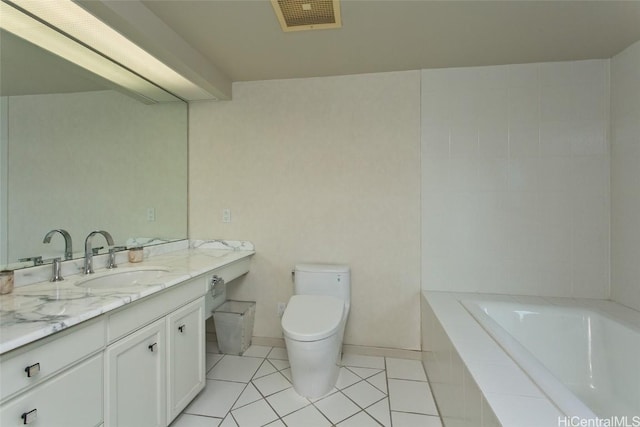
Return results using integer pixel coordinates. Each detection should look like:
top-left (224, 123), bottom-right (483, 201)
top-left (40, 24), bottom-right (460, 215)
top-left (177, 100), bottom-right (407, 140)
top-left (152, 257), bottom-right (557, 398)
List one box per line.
top-left (140, 0), bottom-right (640, 82)
top-left (2, 1), bottom-right (639, 99)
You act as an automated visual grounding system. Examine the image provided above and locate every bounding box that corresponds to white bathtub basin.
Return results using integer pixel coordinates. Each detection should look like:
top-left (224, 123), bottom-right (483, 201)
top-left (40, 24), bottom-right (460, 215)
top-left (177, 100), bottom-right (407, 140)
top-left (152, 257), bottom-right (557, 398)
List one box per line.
top-left (76, 266), bottom-right (170, 289)
top-left (463, 300), bottom-right (640, 419)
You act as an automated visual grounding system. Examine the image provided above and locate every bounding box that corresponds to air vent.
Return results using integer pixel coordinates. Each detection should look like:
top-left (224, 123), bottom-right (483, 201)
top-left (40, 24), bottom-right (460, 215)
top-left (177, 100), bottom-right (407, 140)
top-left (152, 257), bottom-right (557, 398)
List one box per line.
top-left (270, 0), bottom-right (342, 32)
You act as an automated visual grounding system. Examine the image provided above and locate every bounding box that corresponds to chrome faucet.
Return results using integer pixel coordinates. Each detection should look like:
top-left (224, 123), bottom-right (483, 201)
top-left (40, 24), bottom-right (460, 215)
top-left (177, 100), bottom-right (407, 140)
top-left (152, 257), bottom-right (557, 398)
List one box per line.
top-left (50, 258), bottom-right (64, 282)
top-left (84, 230), bottom-right (116, 274)
top-left (43, 229), bottom-right (73, 260)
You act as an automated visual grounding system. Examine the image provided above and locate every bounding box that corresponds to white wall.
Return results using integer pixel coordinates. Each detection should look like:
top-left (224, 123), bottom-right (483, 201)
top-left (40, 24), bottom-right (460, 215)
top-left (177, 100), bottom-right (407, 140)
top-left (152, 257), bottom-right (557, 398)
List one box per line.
top-left (189, 72), bottom-right (422, 350)
top-left (611, 41), bottom-right (640, 311)
top-left (421, 60), bottom-right (611, 298)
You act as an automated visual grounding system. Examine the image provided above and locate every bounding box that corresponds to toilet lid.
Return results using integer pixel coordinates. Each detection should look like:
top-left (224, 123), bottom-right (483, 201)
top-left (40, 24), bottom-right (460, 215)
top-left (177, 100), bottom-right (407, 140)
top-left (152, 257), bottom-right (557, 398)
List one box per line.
top-left (282, 295), bottom-right (344, 342)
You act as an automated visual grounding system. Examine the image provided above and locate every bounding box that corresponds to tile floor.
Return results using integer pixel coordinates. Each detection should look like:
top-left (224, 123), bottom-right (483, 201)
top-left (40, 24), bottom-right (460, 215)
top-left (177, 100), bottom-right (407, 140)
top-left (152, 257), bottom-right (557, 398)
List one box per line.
top-left (170, 341), bottom-right (442, 427)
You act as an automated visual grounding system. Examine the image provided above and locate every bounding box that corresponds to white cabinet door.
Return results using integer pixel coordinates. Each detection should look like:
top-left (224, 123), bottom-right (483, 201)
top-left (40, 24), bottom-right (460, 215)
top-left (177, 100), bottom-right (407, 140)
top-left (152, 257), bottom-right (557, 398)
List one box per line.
top-left (0, 354), bottom-right (103, 427)
top-left (166, 297), bottom-right (205, 422)
top-left (105, 318), bottom-right (166, 427)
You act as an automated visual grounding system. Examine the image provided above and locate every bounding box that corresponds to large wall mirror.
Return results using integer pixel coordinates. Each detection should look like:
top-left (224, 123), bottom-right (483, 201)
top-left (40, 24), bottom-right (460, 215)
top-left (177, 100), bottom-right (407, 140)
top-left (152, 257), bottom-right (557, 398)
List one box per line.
top-left (0, 27), bottom-right (188, 270)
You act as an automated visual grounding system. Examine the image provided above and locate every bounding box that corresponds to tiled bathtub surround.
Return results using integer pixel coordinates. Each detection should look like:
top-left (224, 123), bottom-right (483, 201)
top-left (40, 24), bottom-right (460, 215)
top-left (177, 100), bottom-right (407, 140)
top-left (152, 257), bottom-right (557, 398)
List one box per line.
top-left (172, 343), bottom-right (441, 427)
top-left (421, 60), bottom-right (610, 298)
top-left (421, 291), bottom-right (640, 427)
top-left (611, 40), bottom-right (640, 312)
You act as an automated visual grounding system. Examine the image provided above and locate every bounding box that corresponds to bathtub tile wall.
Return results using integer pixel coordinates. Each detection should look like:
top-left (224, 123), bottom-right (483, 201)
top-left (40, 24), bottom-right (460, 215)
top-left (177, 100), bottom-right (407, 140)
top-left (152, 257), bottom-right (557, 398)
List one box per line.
top-left (421, 60), bottom-right (610, 298)
top-left (611, 40), bottom-right (640, 313)
top-left (421, 294), bottom-right (501, 426)
top-left (421, 292), bottom-right (567, 426)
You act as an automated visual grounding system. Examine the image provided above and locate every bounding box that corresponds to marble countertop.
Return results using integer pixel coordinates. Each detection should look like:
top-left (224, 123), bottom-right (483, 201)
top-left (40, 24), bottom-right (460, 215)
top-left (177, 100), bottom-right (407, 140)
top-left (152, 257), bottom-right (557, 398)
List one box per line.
top-left (0, 243), bottom-right (255, 355)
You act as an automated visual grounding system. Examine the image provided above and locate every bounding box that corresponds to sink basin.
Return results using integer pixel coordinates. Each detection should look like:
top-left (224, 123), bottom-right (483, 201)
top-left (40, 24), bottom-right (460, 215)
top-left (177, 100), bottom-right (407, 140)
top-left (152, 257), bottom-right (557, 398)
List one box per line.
top-left (76, 267), bottom-right (170, 289)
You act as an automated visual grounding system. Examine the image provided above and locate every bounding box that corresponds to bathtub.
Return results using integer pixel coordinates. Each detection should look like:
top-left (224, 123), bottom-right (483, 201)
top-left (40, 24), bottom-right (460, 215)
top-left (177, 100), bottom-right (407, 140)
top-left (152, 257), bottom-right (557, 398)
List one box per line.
top-left (421, 292), bottom-right (640, 426)
top-left (463, 300), bottom-right (640, 420)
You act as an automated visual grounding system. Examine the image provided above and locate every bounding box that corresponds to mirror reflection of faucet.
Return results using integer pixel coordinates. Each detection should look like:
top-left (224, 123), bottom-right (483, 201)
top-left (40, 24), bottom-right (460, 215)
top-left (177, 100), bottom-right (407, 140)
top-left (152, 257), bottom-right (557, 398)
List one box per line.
top-left (18, 256), bottom-right (43, 266)
top-left (84, 230), bottom-right (116, 274)
top-left (43, 229), bottom-right (73, 260)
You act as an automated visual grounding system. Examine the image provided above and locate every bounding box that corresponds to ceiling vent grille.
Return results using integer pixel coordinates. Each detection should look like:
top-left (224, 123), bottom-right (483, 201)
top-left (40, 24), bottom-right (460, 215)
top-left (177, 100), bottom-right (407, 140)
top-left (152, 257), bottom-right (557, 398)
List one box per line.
top-left (271, 0), bottom-right (342, 32)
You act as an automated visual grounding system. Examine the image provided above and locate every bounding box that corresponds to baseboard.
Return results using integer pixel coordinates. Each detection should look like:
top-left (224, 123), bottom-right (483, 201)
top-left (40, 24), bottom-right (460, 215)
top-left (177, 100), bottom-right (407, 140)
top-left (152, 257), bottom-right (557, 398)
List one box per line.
top-left (342, 344), bottom-right (422, 360)
top-left (248, 336), bottom-right (421, 360)
top-left (251, 336), bottom-right (286, 348)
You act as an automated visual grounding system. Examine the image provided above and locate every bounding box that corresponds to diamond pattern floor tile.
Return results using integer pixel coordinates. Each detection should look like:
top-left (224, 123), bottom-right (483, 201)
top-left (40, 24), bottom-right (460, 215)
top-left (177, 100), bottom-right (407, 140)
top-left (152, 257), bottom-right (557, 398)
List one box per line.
top-left (252, 372), bottom-right (291, 396)
top-left (337, 411), bottom-right (384, 427)
top-left (365, 398), bottom-right (391, 427)
top-left (207, 355), bottom-right (262, 383)
top-left (269, 359), bottom-right (290, 370)
top-left (391, 411), bottom-right (443, 427)
top-left (315, 392), bottom-right (361, 424)
top-left (335, 367), bottom-right (362, 389)
top-left (342, 381), bottom-right (386, 408)
top-left (231, 399), bottom-right (278, 427)
top-left (184, 380), bottom-right (244, 418)
top-left (170, 413), bottom-right (222, 427)
top-left (252, 360), bottom-right (277, 379)
top-left (267, 347), bottom-right (288, 360)
top-left (266, 387), bottom-right (311, 417)
top-left (242, 345), bottom-right (272, 358)
top-left (178, 340), bottom-right (441, 427)
top-left (348, 366), bottom-right (383, 380)
top-left (232, 383), bottom-right (262, 410)
top-left (367, 371), bottom-right (388, 394)
top-left (282, 405), bottom-right (331, 427)
top-left (386, 357), bottom-right (428, 381)
top-left (388, 379), bottom-right (438, 415)
top-left (341, 354), bottom-right (385, 369)
top-left (219, 414), bottom-right (237, 427)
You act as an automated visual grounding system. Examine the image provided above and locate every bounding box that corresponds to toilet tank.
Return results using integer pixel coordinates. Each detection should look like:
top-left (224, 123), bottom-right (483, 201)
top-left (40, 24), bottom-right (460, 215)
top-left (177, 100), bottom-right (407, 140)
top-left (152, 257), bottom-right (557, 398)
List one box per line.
top-left (294, 264), bottom-right (350, 304)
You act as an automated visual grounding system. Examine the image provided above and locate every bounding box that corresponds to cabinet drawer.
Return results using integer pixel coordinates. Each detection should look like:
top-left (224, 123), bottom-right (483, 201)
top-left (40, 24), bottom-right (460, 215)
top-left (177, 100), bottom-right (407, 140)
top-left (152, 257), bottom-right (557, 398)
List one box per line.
top-left (108, 276), bottom-right (207, 343)
top-left (0, 353), bottom-right (103, 427)
top-left (0, 319), bottom-right (105, 402)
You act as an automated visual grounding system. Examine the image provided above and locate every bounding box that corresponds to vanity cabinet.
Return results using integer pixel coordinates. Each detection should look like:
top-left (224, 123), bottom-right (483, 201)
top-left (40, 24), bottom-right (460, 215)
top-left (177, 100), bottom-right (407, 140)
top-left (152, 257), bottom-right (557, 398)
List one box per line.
top-left (0, 318), bottom-right (105, 427)
top-left (0, 252), bottom-right (253, 427)
top-left (105, 319), bottom-right (166, 427)
top-left (0, 354), bottom-right (103, 427)
top-left (166, 298), bottom-right (205, 421)
top-left (104, 275), bottom-right (207, 427)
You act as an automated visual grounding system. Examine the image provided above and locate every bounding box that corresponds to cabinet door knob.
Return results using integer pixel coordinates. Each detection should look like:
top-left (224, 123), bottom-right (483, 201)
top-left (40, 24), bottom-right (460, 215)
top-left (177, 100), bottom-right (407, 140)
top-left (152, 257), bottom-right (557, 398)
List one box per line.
top-left (21, 408), bottom-right (37, 424)
top-left (178, 324), bottom-right (186, 333)
top-left (148, 343), bottom-right (158, 352)
top-left (24, 363), bottom-right (40, 378)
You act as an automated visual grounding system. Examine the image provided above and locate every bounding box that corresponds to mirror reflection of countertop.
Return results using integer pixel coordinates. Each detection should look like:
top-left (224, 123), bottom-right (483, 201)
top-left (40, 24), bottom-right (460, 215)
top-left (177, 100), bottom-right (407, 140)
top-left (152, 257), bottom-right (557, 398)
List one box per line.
top-left (0, 243), bottom-right (255, 355)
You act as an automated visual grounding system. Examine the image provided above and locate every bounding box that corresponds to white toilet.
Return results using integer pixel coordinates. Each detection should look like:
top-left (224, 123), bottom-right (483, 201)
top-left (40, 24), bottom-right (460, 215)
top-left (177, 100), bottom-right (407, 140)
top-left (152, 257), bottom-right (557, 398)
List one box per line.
top-left (281, 263), bottom-right (351, 398)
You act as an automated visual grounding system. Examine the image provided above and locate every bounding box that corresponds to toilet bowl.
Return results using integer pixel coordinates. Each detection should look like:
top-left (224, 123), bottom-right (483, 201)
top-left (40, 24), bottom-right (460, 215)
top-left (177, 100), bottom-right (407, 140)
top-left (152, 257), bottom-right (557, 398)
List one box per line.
top-left (281, 264), bottom-right (350, 398)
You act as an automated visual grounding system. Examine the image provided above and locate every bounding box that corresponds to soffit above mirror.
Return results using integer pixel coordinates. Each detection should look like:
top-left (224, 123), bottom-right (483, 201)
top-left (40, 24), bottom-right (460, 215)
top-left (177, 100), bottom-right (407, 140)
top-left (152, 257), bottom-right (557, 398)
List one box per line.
top-left (1, 0), bottom-right (229, 102)
top-left (1, 29), bottom-right (114, 97)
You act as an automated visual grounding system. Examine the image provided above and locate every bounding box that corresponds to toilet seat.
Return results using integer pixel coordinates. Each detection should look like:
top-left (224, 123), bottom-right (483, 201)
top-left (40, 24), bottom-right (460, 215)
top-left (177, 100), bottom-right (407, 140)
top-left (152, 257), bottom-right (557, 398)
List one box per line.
top-left (282, 295), bottom-right (344, 342)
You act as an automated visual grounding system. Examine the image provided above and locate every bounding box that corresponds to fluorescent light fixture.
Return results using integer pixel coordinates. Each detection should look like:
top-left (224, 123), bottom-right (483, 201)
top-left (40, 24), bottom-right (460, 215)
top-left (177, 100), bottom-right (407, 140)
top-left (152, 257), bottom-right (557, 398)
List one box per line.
top-left (0, 0), bottom-right (213, 102)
